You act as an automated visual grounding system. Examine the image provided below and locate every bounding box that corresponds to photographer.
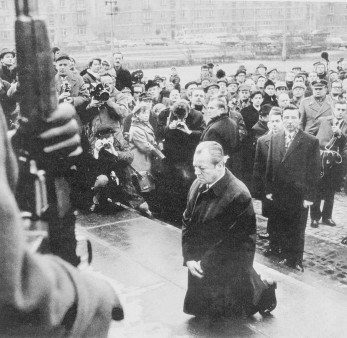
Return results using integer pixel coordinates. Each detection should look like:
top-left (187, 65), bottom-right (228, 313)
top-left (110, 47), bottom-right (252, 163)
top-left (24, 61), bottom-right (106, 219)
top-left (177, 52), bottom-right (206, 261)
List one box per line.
top-left (55, 53), bottom-right (89, 111)
top-left (89, 124), bottom-right (150, 215)
top-left (85, 73), bottom-right (128, 147)
top-left (158, 99), bottom-right (205, 220)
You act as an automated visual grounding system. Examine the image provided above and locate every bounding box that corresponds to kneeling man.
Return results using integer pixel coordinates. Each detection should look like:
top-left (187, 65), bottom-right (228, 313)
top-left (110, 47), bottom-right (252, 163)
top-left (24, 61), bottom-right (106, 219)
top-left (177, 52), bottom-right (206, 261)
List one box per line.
top-left (182, 141), bottom-right (277, 318)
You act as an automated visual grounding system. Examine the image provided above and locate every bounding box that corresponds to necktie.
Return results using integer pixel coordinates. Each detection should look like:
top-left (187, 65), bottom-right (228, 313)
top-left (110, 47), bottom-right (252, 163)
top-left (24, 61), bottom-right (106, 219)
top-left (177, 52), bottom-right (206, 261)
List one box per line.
top-left (286, 134), bottom-right (293, 151)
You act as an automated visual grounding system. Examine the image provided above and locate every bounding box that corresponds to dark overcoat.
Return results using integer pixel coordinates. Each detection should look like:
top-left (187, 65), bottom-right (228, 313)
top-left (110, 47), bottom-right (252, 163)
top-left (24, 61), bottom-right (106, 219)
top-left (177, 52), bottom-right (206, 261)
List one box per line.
top-left (265, 129), bottom-right (320, 208)
top-left (265, 129), bottom-right (320, 264)
top-left (182, 170), bottom-right (266, 317)
top-left (200, 114), bottom-right (239, 171)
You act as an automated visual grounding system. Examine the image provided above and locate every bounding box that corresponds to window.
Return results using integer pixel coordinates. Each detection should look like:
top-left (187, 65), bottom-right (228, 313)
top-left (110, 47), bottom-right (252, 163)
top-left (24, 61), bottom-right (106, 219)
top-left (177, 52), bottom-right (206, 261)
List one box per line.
top-left (48, 15), bottom-right (54, 25)
top-left (144, 12), bottom-right (152, 20)
top-left (329, 5), bottom-right (334, 14)
top-left (77, 0), bottom-right (85, 9)
top-left (0, 31), bottom-right (10, 40)
top-left (61, 28), bottom-right (67, 37)
top-left (161, 0), bottom-right (167, 5)
top-left (78, 26), bottom-right (86, 35)
top-left (59, 0), bottom-right (65, 8)
top-left (329, 17), bottom-right (333, 24)
top-left (0, 1), bottom-right (8, 9)
top-left (208, 10), bottom-right (213, 17)
top-left (77, 11), bottom-right (86, 23)
top-left (60, 14), bottom-right (66, 23)
top-left (143, 24), bottom-right (150, 33)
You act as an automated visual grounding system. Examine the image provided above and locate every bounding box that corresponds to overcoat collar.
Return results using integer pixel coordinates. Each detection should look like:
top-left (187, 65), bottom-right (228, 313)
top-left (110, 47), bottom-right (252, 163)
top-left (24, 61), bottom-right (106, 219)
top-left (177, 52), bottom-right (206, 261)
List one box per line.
top-left (307, 95), bottom-right (333, 119)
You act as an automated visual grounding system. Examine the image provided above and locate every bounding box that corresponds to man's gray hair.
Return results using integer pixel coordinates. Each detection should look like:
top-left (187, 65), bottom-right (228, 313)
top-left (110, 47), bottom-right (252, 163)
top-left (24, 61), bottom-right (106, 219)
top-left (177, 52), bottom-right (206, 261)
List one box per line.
top-left (195, 141), bottom-right (225, 165)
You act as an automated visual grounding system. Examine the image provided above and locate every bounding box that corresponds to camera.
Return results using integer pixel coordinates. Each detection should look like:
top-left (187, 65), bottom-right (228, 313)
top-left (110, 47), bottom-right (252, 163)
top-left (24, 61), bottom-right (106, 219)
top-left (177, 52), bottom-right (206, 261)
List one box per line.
top-left (90, 83), bottom-right (110, 102)
top-left (100, 139), bottom-right (111, 149)
top-left (61, 80), bottom-right (71, 93)
top-left (176, 122), bottom-right (185, 128)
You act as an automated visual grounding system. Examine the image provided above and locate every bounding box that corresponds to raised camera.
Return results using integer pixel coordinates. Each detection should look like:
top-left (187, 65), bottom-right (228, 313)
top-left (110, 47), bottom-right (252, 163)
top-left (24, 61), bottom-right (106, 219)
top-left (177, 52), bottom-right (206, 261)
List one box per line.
top-left (90, 83), bottom-right (110, 102)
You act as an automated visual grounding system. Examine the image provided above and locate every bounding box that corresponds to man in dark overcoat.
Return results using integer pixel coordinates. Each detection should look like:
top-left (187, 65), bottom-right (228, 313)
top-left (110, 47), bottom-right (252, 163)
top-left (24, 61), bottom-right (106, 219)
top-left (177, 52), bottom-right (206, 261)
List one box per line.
top-left (182, 141), bottom-right (277, 318)
top-left (265, 105), bottom-right (321, 271)
top-left (299, 79), bottom-right (334, 136)
top-left (200, 97), bottom-right (239, 173)
top-left (253, 107), bottom-right (283, 249)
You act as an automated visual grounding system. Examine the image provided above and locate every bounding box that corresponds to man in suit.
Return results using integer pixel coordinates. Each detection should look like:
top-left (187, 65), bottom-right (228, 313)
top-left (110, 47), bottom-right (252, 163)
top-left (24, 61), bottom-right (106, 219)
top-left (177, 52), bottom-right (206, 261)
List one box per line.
top-left (310, 99), bottom-right (347, 227)
top-left (201, 97), bottom-right (238, 173)
top-left (182, 141), bottom-right (277, 318)
top-left (253, 107), bottom-right (283, 248)
top-left (299, 79), bottom-right (334, 136)
top-left (265, 105), bottom-right (320, 271)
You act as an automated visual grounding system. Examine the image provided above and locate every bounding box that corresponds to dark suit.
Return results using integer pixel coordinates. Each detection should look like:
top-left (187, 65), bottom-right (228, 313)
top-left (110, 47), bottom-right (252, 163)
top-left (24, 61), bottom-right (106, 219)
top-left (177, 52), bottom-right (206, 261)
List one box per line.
top-left (182, 169), bottom-right (267, 317)
top-left (200, 114), bottom-right (238, 173)
top-left (266, 129), bottom-right (320, 266)
top-left (158, 108), bottom-right (206, 219)
top-left (299, 95), bottom-right (334, 136)
top-left (311, 118), bottom-right (347, 221)
top-left (253, 132), bottom-right (278, 248)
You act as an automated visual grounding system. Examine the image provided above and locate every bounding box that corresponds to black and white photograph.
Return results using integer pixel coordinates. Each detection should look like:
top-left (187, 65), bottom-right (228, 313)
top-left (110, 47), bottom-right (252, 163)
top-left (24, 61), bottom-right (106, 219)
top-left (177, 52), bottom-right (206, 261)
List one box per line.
top-left (0, 0), bottom-right (347, 337)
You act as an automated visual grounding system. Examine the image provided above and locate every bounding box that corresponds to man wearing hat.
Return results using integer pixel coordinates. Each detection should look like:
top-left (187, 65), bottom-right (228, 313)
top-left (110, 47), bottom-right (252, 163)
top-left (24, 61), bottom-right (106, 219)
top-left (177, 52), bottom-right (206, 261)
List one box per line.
top-left (275, 81), bottom-right (288, 98)
top-left (299, 79), bottom-right (334, 136)
top-left (256, 64), bottom-right (267, 77)
top-left (227, 78), bottom-right (239, 101)
top-left (0, 48), bottom-right (16, 83)
top-left (235, 68), bottom-right (246, 85)
top-left (291, 82), bottom-right (306, 108)
top-left (230, 84), bottom-right (251, 114)
top-left (207, 62), bottom-right (215, 78)
top-left (267, 68), bottom-right (278, 84)
top-left (181, 81), bottom-right (198, 101)
top-left (292, 66), bottom-right (301, 75)
top-left (217, 78), bottom-right (229, 99)
top-left (262, 80), bottom-right (278, 107)
top-left (205, 82), bottom-right (220, 98)
top-left (55, 53), bottom-right (89, 111)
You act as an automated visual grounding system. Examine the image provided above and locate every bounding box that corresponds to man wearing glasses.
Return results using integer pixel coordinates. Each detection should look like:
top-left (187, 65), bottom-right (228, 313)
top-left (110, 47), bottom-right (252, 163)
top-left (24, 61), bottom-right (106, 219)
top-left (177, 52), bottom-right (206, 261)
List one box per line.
top-left (299, 79), bottom-right (334, 136)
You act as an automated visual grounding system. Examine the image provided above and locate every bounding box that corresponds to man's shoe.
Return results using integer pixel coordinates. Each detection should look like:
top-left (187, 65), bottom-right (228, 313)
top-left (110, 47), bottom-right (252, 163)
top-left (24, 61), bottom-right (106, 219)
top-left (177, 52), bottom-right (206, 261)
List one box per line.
top-left (259, 232), bottom-right (270, 240)
top-left (294, 264), bottom-right (304, 272)
top-left (322, 218), bottom-right (336, 226)
top-left (310, 219), bottom-right (319, 228)
top-left (258, 279), bottom-right (277, 316)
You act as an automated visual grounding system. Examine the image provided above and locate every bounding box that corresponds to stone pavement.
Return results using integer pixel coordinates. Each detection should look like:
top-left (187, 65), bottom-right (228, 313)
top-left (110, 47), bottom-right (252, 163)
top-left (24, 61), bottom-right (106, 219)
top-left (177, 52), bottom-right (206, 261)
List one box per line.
top-left (76, 208), bottom-right (347, 338)
top-left (253, 192), bottom-right (347, 290)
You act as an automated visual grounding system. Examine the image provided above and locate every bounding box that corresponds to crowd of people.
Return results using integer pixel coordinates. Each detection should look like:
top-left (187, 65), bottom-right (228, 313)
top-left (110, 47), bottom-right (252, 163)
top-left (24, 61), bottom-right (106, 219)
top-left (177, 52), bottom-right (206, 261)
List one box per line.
top-left (1, 46), bottom-right (347, 269)
top-left (1, 40), bottom-right (347, 333)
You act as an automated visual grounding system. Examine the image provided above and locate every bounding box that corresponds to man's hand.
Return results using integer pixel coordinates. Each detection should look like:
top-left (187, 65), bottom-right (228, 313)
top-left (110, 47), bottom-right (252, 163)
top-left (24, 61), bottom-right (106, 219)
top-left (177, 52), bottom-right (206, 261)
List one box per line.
top-left (332, 125), bottom-right (342, 137)
top-left (105, 143), bottom-right (118, 157)
top-left (176, 121), bottom-right (192, 135)
top-left (94, 139), bottom-right (104, 152)
top-left (168, 120), bottom-right (178, 129)
top-left (38, 103), bottom-right (82, 157)
top-left (58, 92), bottom-right (71, 101)
top-left (186, 260), bottom-right (204, 279)
top-left (303, 200), bottom-right (313, 208)
top-left (266, 193), bottom-right (273, 200)
top-left (88, 99), bottom-right (103, 109)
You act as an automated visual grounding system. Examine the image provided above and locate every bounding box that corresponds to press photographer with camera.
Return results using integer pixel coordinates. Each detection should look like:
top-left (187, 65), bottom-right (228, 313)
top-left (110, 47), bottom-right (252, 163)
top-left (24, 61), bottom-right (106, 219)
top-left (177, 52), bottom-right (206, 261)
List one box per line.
top-left (55, 53), bottom-right (89, 110)
top-left (158, 99), bottom-right (205, 220)
top-left (85, 73), bottom-right (128, 147)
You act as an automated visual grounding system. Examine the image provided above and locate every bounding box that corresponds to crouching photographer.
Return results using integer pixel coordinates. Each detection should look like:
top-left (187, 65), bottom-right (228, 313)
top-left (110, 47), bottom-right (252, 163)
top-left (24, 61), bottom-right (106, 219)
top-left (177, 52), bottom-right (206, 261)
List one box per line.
top-left (84, 74), bottom-right (128, 147)
top-left (88, 124), bottom-right (151, 215)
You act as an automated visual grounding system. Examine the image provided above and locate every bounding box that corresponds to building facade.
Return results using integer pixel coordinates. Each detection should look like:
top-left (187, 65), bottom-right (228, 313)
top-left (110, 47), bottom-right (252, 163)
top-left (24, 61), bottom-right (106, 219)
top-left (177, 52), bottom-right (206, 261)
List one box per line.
top-left (0, 0), bottom-right (347, 48)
